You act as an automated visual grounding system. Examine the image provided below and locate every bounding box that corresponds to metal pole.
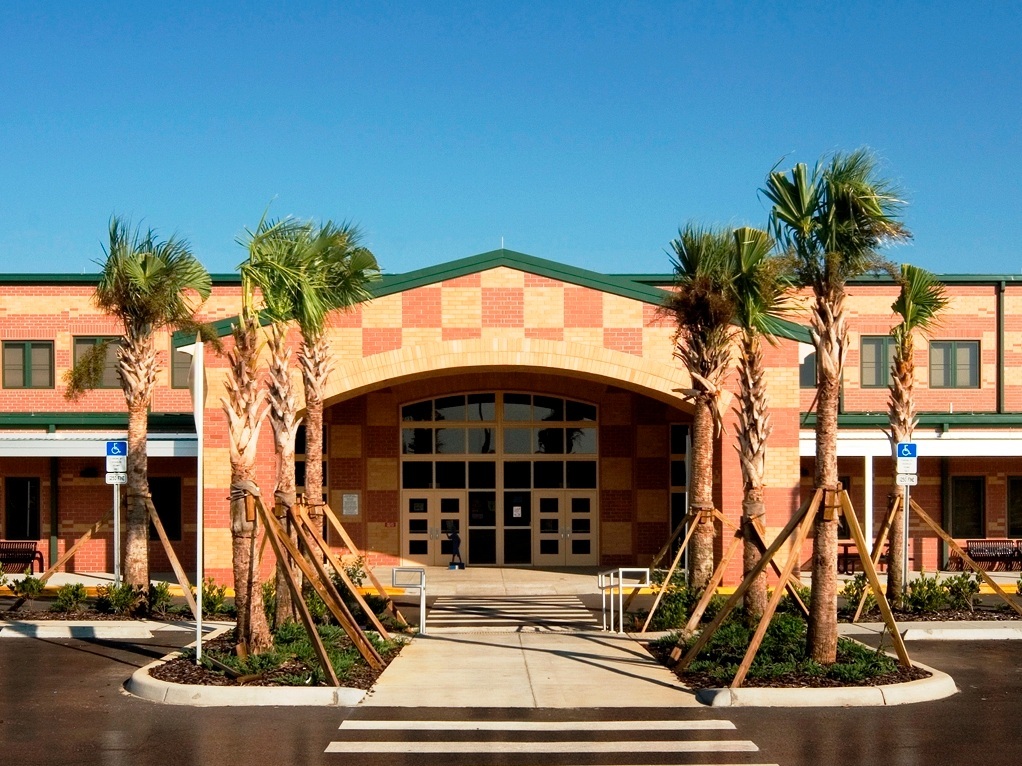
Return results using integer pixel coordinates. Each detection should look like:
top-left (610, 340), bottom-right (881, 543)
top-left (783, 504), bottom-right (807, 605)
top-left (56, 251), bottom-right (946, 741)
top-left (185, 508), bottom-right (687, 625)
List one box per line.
top-left (113, 484), bottom-right (121, 585)
top-left (903, 482), bottom-right (910, 588)
top-left (189, 335), bottom-right (205, 663)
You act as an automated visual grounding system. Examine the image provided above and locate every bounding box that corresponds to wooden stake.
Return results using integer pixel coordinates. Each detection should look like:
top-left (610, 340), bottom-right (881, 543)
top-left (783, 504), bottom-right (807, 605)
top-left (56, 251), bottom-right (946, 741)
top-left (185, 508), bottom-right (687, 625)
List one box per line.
top-left (909, 498), bottom-right (1022, 617)
top-left (146, 499), bottom-right (199, 620)
top-left (263, 501), bottom-right (384, 669)
top-left (731, 498), bottom-right (819, 687)
top-left (623, 513), bottom-right (693, 611)
top-left (840, 491), bottom-right (911, 667)
top-left (679, 529), bottom-right (743, 635)
top-left (321, 502), bottom-right (407, 625)
top-left (254, 498), bottom-right (340, 685)
top-left (852, 497), bottom-right (897, 623)
top-left (671, 489), bottom-right (822, 667)
top-left (7, 510), bottom-right (112, 612)
top-left (640, 529), bottom-right (690, 633)
top-left (294, 505), bottom-right (391, 640)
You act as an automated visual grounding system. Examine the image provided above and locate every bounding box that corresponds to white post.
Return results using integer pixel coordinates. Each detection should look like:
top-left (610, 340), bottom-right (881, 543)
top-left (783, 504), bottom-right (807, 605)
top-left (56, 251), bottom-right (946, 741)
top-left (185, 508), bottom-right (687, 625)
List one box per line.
top-left (903, 482), bottom-right (911, 585)
top-left (113, 485), bottom-right (121, 585)
top-left (864, 455), bottom-right (874, 555)
top-left (186, 335), bottom-right (205, 662)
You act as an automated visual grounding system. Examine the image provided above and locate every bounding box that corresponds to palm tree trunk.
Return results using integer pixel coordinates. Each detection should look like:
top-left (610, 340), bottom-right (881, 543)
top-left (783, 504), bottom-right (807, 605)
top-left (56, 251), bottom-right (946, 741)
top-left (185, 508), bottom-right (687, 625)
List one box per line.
top-left (807, 289), bottom-right (844, 664)
top-left (887, 336), bottom-right (915, 610)
top-left (688, 396), bottom-right (715, 591)
top-left (300, 333), bottom-right (332, 515)
top-left (267, 323), bottom-right (299, 627)
top-left (736, 332), bottom-right (769, 622)
top-left (120, 329), bottom-right (157, 588)
top-left (223, 315), bottom-right (272, 652)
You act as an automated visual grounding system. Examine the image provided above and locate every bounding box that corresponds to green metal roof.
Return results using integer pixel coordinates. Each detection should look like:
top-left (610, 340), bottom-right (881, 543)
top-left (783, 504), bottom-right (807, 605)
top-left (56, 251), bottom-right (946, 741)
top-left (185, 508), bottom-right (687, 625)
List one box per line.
top-left (801, 412), bottom-right (1022, 430)
top-left (0, 413), bottom-right (195, 431)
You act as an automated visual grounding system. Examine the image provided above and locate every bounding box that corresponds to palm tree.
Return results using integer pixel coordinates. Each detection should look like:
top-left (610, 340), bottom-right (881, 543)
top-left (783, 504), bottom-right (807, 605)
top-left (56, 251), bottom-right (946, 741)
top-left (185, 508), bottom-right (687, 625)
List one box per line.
top-left (292, 222), bottom-right (379, 520)
top-left (886, 264), bottom-right (948, 608)
top-left (221, 217), bottom-right (301, 652)
top-left (66, 217), bottom-right (211, 588)
top-left (763, 149), bottom-right (911, 663)
top-left (729, 227), bottom-right (791, 622)
top-left (665, 225), bottom-right (736, 591)
top-left (239, 218), bottom-right (308, 627)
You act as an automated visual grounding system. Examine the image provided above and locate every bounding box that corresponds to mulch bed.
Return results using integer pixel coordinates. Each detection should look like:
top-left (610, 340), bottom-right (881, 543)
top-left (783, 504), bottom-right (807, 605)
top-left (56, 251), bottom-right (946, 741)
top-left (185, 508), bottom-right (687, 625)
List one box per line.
top-left (148, 628), bottom-right (399, 689)
top-left (851, 606), bottom-right (1022, 622)
top-left (645, 641), bottom-right (932, 690)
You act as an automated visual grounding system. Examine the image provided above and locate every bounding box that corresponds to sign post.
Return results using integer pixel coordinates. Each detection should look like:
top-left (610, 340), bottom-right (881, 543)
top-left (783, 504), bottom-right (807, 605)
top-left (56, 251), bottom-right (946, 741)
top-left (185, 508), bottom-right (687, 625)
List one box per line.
top-left (896, 442), bottom-right (917, 589)
top-left (106, 441), bottom-right (128, 584)
top-left (184, 335), bottom-right (205, 662)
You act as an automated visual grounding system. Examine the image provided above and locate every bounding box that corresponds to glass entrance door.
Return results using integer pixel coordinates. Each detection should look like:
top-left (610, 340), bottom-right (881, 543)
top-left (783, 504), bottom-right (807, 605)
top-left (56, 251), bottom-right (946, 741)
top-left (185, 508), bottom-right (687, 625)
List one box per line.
top-left (402, 492), bottom-right (466, 566)
top-left (532, 491), bottom-right (598, 566)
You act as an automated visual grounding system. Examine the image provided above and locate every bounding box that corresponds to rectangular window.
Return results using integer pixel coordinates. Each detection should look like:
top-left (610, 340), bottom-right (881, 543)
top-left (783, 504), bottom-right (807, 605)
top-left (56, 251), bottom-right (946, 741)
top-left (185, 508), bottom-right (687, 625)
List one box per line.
top-left (799, 348), bottom-right (817, 388)
top-left (860, 336), bottom-right (896, 388)
top-left (73, 337), bottom-right (121, 389)
top-left (930, 340), bottom-right (980, 389)
top-left (3, 341), bottom-right (54, 389)
top-left (148, 477), bottom-right (182, 541)
top-left (171, 344), bottom-right (192, 388)
top-left (949, 476), bottom-right (985, 538)
top-left (3, 477), bottom-right (41, 539)
top-left (1008, 478), bottom-right (1022, 538)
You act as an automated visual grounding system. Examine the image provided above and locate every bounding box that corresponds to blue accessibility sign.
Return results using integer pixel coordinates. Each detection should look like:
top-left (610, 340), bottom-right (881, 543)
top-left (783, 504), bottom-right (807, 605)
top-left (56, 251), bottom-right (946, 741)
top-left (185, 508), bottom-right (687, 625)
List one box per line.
top-left (106, 441), bottom-right (127, 456)
top-left (896, 442), bottom-right (917, 458)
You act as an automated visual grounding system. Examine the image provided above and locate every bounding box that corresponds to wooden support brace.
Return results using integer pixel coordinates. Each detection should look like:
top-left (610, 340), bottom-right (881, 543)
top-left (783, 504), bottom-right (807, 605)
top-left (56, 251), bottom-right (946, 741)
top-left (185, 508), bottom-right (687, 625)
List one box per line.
top-left (322, 503), bottom-right (407, 625)
top-left (680, 530), bottom-right (743, 635)
top-left (264, 500), bottom-right (384, 669)
top-left (146, 499), bottom-right (199, 620)
top-left (840, 491), bottom-right (912, 667)
top-left (7, 509), bottom-right (113, 612)
top-left (747, 519), bottom-right (810, 618)
top-left (731, 498), bottom-right (820, 687)
top-left (852, 497), bottom-right (897, 623)
top-left (623, 513), bottom-right (694, 612)
top-left (295, 506), bottom-right (391, 640)
top-left (254, 498), bottom-right (340, 686)
top-left (671, 489), bottom-right (822, 668)
top-left (909, 499), bottom-right (1022, 617)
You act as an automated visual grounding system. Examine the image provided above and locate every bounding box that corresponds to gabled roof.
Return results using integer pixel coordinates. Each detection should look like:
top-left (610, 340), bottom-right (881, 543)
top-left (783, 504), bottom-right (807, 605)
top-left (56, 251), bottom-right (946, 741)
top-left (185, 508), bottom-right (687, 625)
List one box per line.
top-left (372, 248), bottom-right (671, 305)
top-left (172, 248), bottom-right (812, 345)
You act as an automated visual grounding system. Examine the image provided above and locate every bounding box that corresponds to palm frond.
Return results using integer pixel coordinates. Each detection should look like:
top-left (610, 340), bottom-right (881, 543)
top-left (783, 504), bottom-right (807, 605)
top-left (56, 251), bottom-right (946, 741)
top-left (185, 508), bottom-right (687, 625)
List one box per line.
top-left (892, 263), bottom-right (949, 338)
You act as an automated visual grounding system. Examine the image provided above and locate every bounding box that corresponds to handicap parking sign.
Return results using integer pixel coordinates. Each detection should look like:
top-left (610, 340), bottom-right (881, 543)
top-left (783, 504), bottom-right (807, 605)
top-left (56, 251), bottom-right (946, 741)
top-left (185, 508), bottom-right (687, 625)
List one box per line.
top-left (896, 442), bottom-right (917, 458)
top-left (106, 441), bottom-right (127, 456)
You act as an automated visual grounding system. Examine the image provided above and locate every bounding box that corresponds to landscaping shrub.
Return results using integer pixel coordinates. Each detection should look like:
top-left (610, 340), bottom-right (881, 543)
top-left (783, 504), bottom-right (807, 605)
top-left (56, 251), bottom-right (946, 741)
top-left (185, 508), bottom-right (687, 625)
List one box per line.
top-left (200, 577), bottom-right (231, 616)
top-left (840, 573), bottom-right (876, 615)
top-left (904, 571), bottom-right (948, 613)
top-left (52, 582), bottom-right (88, 613)
top-left (11, 574), bottom-right (44, 601)
top-left (943, 572), bottom-right (981, 612)
top-left (96, 583), bottom-right (148, 616)
top-left (148, 582), bottom-right (174, 616)
top-left (777, 583), bottom-right (812, 614)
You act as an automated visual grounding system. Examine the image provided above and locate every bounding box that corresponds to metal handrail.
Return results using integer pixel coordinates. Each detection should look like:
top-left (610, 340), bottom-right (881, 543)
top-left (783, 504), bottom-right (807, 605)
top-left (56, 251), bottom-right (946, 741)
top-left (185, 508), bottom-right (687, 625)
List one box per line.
top-left (598, 567), bottom-right (650, 633)
top-left (392, 567), bottom-right (427, 635)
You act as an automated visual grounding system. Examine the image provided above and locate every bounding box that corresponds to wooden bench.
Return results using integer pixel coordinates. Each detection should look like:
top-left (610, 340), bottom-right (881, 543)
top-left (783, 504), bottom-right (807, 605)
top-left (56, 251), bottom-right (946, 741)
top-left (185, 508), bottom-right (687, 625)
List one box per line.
top-left (0, 540), bottom-right (44, 574)
top-left (963, 539), bottom-right (1021, 571)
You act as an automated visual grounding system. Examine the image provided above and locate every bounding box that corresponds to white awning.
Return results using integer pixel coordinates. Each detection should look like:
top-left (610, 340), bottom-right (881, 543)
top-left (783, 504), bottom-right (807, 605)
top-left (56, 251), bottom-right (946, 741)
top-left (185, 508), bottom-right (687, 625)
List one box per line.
top-left (800, 429), bottom-right (1022, 458)
top-left (0, 432), bottom-right (197, 458)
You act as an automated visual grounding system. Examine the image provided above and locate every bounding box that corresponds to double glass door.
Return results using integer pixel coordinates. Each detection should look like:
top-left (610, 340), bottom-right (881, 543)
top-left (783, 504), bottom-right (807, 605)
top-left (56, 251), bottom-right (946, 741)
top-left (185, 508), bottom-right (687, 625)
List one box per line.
top-left (533, 491), bottom-right (598, 566)
top-left (402, 489), bottom-right (599, 567)
top-left (404, 492), bottom-right (466, 566)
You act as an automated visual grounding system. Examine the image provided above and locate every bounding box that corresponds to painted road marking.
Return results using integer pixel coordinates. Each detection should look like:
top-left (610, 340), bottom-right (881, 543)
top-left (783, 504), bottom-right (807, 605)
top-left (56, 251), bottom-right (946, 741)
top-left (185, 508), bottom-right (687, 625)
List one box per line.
top-left (325, 739), bottom-right (759, 753)
top-left (340, 719), bottom-right (737, 731)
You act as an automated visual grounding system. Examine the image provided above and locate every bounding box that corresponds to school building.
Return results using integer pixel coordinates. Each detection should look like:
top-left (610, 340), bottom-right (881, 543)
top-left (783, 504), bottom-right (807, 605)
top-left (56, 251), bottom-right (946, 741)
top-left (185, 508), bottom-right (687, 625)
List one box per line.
top-left (1, 250), bottom-right (1020, 584)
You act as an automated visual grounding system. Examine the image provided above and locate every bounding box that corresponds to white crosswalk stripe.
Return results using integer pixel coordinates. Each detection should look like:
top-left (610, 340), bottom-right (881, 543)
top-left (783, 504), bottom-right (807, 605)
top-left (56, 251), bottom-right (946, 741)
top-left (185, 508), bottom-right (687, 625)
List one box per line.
top-left (427, 595), bottom-right (601, 632)
top-left (326, 716), bottom-right (778, 764)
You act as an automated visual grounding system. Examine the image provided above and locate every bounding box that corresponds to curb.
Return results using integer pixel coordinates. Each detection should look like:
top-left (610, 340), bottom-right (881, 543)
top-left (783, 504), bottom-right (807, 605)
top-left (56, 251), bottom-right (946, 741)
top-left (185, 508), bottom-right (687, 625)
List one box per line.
top-left (695, 660), bottom-right (957, 707)
top-left (124, 626), bottom-right (366, 707)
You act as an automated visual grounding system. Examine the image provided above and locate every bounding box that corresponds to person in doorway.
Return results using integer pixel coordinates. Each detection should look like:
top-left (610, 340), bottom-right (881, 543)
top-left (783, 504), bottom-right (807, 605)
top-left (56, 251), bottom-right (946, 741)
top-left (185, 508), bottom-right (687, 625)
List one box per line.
top-left (446, 527), bottom-right (463, 566)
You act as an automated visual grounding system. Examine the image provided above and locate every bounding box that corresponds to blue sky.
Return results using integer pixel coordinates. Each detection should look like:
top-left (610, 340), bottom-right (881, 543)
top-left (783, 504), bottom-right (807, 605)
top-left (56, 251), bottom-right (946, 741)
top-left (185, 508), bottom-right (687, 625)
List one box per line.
top-left (1, 2), bottom-right (1019, 277)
